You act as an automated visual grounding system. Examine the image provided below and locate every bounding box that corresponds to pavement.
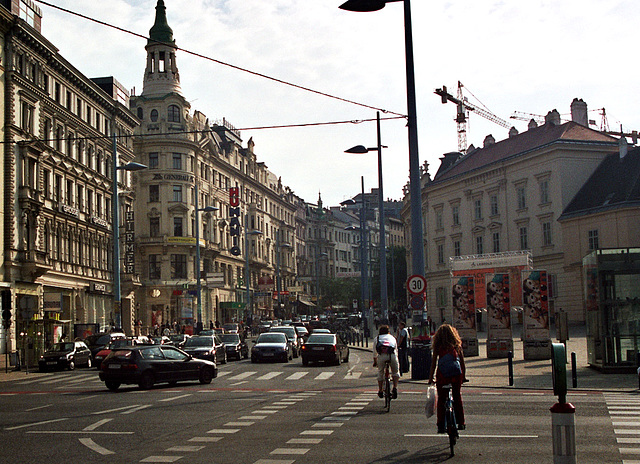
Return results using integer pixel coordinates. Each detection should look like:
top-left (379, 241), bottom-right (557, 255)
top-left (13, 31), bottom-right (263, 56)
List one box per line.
top-left (1, 324), bottom-right (637, 392)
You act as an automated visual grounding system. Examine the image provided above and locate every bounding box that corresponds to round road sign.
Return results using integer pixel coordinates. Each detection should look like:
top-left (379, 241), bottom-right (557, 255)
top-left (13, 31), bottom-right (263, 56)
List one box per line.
top-left (407, 274), bottom-right (427, 295)
top-left (410, 295), bottom-right (425, 311)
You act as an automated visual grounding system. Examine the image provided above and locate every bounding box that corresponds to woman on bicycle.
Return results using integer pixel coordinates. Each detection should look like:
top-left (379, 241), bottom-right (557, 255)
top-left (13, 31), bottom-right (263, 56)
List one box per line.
top-left (373, 325), bottom-right (400, 399)
top-left (428, 324), bottom-right (466, 433)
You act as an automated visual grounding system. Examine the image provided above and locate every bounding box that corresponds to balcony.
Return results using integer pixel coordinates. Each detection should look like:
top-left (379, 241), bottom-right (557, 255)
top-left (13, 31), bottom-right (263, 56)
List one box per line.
top-left (20, 249), bottom-right (52, 281)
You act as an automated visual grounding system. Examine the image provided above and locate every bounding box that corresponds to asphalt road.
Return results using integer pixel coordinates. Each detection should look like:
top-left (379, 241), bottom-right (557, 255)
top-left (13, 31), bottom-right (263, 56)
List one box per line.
top-left (0, 348), bottom-right (630, 463)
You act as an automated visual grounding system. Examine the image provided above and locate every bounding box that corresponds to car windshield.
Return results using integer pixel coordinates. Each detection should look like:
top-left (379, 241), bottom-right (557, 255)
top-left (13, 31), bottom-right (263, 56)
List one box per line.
top-left (110, 339), bottom-right (133, 349)
top-left (50, 342), bottom-right (74, 351)
top-left (169, 335), bottom-right (185, 342)
top-left (306, 334), bottom-right (335, 344)
top-left (221, 334), bottom-right (240, 344)
top-left (223, 323), bottom-right (238, 331)
top-left (270, 327), bottom-right (295, 338)
top-left (184, 336), bottom-right (213, 347)
top-left (257, 333), bottom-right (287, 344)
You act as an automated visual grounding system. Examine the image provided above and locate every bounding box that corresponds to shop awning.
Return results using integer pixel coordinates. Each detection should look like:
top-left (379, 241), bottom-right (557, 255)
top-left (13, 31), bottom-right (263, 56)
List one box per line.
top-left (298, 299), bottom-right (316, 307)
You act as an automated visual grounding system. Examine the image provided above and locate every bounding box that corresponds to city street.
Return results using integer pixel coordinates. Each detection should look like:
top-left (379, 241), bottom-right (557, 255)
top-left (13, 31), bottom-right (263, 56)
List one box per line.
top-left (0, 348), bottom-right (628, 463)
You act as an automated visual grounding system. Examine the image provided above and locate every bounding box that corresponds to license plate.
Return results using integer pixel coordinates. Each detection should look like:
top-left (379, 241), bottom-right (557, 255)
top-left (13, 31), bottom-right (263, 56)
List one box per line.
top-left (109, 364), bottom-right (122, 369)
top-left (312, 347), bottom-right (324, 351)
top-left (47, 361), bottom-right (57, 365)
top-left (263, 353), bottom-right (274, 357)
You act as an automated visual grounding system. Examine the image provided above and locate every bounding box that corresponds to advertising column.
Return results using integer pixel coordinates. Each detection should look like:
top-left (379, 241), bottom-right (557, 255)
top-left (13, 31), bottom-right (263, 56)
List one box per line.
top-left (522, 270), bottom-right (551, 359)
top-left (486, 273), bottom-right (513, 358)
top-left (451, 276), bottom-right (478, 356)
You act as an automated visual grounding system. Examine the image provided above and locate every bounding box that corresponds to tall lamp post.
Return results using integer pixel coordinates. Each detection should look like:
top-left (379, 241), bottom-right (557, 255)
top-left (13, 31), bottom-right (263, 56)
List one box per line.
top-left (275, 228), bottom-right (292, 319)
top-left (244, 212), bottom-right (263, 320)
top-left (315, 248), bottom-right (328, 315)
top-left (345, 111), bottom-right (388, 320)
top-left (112, 134), bottom-right (146, 330)
top-left (194, 183), bottom-right (218, 334)
top-left (345, 177), bottom-right (369, 330)
top-left (339, 0), bottom-right (425, 282)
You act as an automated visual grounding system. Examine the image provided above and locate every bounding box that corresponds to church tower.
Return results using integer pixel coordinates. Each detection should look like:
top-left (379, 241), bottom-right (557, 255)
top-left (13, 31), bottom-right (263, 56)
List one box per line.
top-left (142, 0), bottom-right (182, 97)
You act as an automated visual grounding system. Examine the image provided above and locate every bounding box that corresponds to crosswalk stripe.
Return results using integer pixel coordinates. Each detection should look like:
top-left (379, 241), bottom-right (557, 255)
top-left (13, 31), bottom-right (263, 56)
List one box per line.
top-left (286, 372), bottom-right (308, 380)
top-left (314, 372), bottom-right (335, 380)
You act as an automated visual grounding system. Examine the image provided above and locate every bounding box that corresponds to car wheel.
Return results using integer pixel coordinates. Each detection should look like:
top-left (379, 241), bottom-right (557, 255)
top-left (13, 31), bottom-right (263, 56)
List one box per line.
top-left (236, 352), bottom-right (242, 361)
top-left (251, 356), bottom-right (257, 363)
top-left (105, 381), bottom-right (121, 392)
top-left (199, 366), bottom-right (214, 384)
top-left (335, 354), bottom-right (341, 366)
top-left (139, 371), bottom-right (155, 390)
top-left (68, 360), bottom-right (75, 371)
top-left (221, 352), bottom-right (227, 364)
top-left (302, 358), bottom-right (309, 366)
top-left (86, 357), bottom-right (92, 369)
top-left (283, 353), bottom-right (289, 363)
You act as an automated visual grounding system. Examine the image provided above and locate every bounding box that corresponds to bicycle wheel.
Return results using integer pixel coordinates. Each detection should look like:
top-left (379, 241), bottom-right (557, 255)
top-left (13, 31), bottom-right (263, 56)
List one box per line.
top-left (446, 408), bottom-right (458, 456)
top-left (384, 376), bottom-right (391, 412)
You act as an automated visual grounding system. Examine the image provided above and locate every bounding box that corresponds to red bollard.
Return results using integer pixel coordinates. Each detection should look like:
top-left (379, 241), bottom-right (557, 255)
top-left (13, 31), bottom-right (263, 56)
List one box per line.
top-left (550, 402), bottom-right (576, 464)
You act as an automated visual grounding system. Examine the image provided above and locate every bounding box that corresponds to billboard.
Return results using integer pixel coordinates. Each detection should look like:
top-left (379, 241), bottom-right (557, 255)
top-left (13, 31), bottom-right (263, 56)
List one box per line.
top-left (522, 270), bottom-right (551, 359)
top-left (451, 276), bottom-right (478, 356)
top-left (486, 273), bottom-right (513, 358)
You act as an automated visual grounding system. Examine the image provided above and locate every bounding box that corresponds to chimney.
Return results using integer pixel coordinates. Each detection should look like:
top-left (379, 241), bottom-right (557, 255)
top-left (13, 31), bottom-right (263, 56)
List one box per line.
top-left (545, 110), bottom-right (561, 126)
top-left (619, 136), bottom-right (628, 160)
top-left (509, 126), bottom-right (519, 138)
top-left (528, 119), bottom-right (538, 130)
top-left (483, 134), bottom-right (495, 148)
top-left (570, 98), bottom-right (588, 126)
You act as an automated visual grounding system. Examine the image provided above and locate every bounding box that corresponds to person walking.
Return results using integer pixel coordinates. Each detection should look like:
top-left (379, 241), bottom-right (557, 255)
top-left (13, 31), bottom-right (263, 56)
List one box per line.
top-left (397, 321), bottom-right (410, 375)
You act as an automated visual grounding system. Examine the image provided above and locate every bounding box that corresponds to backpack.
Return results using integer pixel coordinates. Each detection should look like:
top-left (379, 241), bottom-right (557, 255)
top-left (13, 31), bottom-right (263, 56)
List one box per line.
top-left (438, 350), bottom-right (462, 377)
top-left (376, 337), bottom-right (395, 355)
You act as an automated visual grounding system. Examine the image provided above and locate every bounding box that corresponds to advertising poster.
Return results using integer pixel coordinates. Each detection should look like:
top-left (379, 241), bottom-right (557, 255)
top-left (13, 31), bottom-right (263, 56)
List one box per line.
top-left (486, 273), bottom-right (513, 358)
top-left (451, 276), bottom-right (478, 356)
top-left (522, 270), bottom-right (551, 359)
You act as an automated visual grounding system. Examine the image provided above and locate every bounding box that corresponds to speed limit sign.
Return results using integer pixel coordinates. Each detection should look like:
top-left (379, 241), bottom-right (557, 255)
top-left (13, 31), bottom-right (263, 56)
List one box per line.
top-left (407, 274), bottom-right (427, 295)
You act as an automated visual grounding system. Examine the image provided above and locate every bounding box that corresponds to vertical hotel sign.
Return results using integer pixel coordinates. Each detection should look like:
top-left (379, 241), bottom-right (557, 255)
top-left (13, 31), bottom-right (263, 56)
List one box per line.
top-left (124, 211), bottom-right (135, 274)
top-left (229, 187), bottom-right (241, 256)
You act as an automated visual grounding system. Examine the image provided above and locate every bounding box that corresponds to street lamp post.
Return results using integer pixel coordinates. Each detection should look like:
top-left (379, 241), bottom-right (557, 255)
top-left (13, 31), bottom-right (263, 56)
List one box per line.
top-left (345, 111), bottom-right (388, 320)
top-left (315, 248), bottom-right (328, 315)
top-left (275, 228), bottom-right (292, 319)
top-left (339, 0), bottom-right (425, 282)
top-left (194, 182), bottom-right (218, 334)
top-left (244, 212), bottom-right (263, 320)
top-left (112, 131), bottom-right (146, 330)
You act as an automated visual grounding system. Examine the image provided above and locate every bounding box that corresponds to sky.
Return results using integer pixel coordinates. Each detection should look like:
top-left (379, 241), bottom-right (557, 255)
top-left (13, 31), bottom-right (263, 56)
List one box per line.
top-left (38, 0), bottom-right (640, 207)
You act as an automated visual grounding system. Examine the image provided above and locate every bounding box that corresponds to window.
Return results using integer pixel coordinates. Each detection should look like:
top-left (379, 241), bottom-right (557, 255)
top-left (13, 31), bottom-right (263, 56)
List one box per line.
top-left (43, 169), bottom-right (50, 198)
top-left (21, 101), bottom-right (34, 133)
top-left (490, 194), bottom-right (499, 216)
top-left (150, 109), bottom-right (158, 122)
top-left (542, 222), bottom-right (552, 246)
top-left (137, 107), bottom-right (143, 120)
top-left (475, 236), bottom-right (483, 254)
top-left (588, 229), bottom-right (599, 250)
top-left (148, 152), bottom-right (158, 169)
top-left (172, 153), bottom-right (182, 170)
top-left (173, 217), bottom-right (183, 236)
top-left (149, 255), bottom-right (161, 280)
top-left (474, 199), bottom-right (482, 220)
top-left (435, 209), bottom-right (443, 230)
top-left (87, 190), bottom-right (93, 215)
top-left (435, 287), bottom-right (447, 307)
top-left (149, 185), bottom-right (159, 202)
top-left (452, 205), bottom-right (460, 225)
top-left (170, 254), bottom-right (187, 279)
top-left (168, 105), bottom-right (180, 123)
top-left (454, 240), bottom-right (461, 257)
top-left (18, 1), bottom-right (37, 27)
top-left (517, 186), bottom-right (527, 209)
top-left (519, 227), bottom-right (528, 250)
top-left (540, 179), bottom-right (550, 204)
top-left (150, 217), bottom-right (160, 237)
top-left (492, 232), bottom-right (500, 253)
top-left (172, 185), bottom-right (182, 202)
top-left (437, 243), bottom-right (444, 264)
top-left (77, 185), bottom-right (84, 211)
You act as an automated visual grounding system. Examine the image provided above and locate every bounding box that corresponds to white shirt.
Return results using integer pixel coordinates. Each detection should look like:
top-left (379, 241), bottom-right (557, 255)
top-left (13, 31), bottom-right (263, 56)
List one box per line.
top-left (374, 333), bottom-right (397, 359)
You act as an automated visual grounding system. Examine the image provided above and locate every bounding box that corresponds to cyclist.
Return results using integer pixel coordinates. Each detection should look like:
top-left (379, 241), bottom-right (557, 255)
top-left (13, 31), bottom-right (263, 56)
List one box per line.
top-left (428, 324), bottom-right (466, 433)
top-left (373, 325), bottom-right (400, 399)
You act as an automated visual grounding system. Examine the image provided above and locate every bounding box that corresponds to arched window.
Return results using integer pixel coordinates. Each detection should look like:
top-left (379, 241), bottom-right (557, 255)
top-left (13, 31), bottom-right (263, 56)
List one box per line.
top-left (150, 109), bottom-right (158, 122)
top-left (168, 105), bottom-right (180, 123)
top-left (137, 107), bottom-right (143, 120)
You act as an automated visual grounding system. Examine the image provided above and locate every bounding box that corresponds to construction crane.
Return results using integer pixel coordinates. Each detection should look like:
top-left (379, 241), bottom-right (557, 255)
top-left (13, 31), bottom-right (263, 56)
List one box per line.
top-left (435, 81), bottom-right (510, 153)
top-left (510, 111), bottom-right (546, 125)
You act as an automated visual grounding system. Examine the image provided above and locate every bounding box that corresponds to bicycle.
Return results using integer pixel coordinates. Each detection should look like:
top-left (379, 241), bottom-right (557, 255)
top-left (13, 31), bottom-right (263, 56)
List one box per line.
top-left (383, 362), bottom-right (392, 412)
top-left (442, 383), bottom-right (458, 456)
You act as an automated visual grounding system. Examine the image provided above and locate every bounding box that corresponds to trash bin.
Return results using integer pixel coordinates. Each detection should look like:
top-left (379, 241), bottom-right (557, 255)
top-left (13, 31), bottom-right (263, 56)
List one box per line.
top-left (411, 342), bottom-right (432, 380)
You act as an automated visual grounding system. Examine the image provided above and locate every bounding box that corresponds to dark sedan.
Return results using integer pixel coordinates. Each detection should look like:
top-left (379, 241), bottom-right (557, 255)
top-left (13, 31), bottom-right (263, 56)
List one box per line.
top-left (99, 345), bottom-right (217, 391)
top-left (251, 332), bottom-right (291, 363)
top-left (183, 335), bottom-right (226, 364)
top-left (39, 341), bottom-right (92, 371)
top-left (220, 333), bottom-right (248, 360)
top-left (301, 333), bottom-right (350, 366)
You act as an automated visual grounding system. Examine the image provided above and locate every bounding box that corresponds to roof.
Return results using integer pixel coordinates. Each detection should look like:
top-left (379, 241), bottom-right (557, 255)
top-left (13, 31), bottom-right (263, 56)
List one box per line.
top-left (433, 121), bottom-right (617, 183)
top-left (560, 146), bottom-right (640, 220)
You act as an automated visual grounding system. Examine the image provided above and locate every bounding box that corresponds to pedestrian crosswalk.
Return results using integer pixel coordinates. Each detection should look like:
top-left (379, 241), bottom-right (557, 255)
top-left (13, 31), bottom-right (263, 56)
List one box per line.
top-left (606, 393), bottom-right (640, 464)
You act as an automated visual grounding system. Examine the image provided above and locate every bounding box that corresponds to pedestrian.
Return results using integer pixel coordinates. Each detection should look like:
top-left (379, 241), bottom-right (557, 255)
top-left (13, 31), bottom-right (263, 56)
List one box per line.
top-left (397, 321), bottom-right (410, 375)
top-left (209, 320), bottom-right (214, 330)
top-left (428, 324), bottom-right (467, 433)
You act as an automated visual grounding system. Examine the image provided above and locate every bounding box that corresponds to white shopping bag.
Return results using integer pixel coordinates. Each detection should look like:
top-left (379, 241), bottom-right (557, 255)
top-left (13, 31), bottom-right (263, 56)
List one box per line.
top-left (425, 385), bottom-right (437, 418)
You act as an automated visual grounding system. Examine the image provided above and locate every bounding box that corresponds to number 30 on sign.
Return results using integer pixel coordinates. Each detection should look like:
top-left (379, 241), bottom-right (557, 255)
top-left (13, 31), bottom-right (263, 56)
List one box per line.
top-left (407, 275), bottom-right (426, 295)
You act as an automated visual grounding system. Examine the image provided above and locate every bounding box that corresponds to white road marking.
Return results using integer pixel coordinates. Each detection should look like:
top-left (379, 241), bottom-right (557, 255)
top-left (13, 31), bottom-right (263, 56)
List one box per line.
top-left (301, 429), bottom-right (333, 435)
top-left (92, 405), bottom-right (141, 415)
top-left (78, 437), bottom-right (114, 455)
top-left (286, 372), bottom-right (308, 380)
top-left (122, 405), bottom-right (152, 414)
top-left (5, 418), bottom-right (67, 430)
top-left (189, 436), bottom-right (223, 442)
top-left (271, 448), bottom-right (309, 455)
top-left (288, 438), bottom-right (322, 444)
top-left (253, 460), bottom-right (295, 464)
top-left (26, 404), bottom-right (52, 412)
top-left (159, 394), bottom-right (191, 402)
top-left (345, 372), bottom-right (362, 379)
top-left (239, 415), bottom-right (267, 420)
top-left (257, 372), bottom-right (282, 380)
top-left (224, 421), bottom-right (254, 426)
top-left (140, 456), bottom-right (182, 462)
top-left (405, 433), bottom-right (539, 438)
top-left (228, 371), bottom-right (256, 380)
top-left (83, 419), bottom-right (112, 431)
top-left (207, 428), bottom-right (240, 434)
top-left (165, 445), bottom-right (205, 452)
top-left (315, 372), bottom-right (334, 380)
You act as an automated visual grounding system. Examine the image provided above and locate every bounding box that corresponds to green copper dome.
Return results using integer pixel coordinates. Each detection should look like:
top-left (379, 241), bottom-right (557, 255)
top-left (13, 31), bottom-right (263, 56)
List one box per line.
top-left (149, 0), bottom-right (175, 44)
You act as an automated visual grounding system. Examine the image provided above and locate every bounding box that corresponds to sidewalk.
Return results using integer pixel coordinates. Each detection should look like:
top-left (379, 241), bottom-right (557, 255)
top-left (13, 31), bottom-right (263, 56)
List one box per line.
top-left (349, 324), bottom-right (639, 393)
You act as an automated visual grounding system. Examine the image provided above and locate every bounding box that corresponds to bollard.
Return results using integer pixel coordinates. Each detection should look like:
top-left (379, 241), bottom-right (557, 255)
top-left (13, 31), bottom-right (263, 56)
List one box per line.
top-left (550, 402), bottom-right (576, 464)
top-left (571, 352), bottom-right (577, 388)
top-left (508, 350), bottom-right (514, 386)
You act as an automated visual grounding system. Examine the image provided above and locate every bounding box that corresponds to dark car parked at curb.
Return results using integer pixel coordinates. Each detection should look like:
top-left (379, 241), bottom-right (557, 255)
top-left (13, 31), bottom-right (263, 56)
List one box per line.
top-left (39, 341), bottom-right (92, 371)
top-left (251, 332), bottom-right (291, 363)
top-left (220, 333), bottom-right (248, 360)
top-left (99, 345), bottom-right (217, 391)
top-left (301, 333), bottom-right (349, 366)
top-left (183, 335), bottom-right (227, 364)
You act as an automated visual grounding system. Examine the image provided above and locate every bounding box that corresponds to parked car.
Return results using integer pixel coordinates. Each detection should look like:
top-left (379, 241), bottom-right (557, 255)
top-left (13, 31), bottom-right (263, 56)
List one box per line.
top-left (99, 345), bottom-right (217, 391)
top-left (84, 332), bottom-right (126, 360)
top-left (183, 335), bottom-right (226, 364)
top-left (294, 326), bottom-right (309, 342)
top-left (222, 323), bottom-right (239, 334)
top-left (251, 332), bottom-right (291, 363)
top-left (269, 326), bottom-right (301, 357)
top-left (301, 333), bottom-right (350, 366)
top-left (220, 333), bottom-right (248, 360)
top-left (39, 341), bottom-right (92, 371)
top-left (168, 334), bottom-right (190, 349)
